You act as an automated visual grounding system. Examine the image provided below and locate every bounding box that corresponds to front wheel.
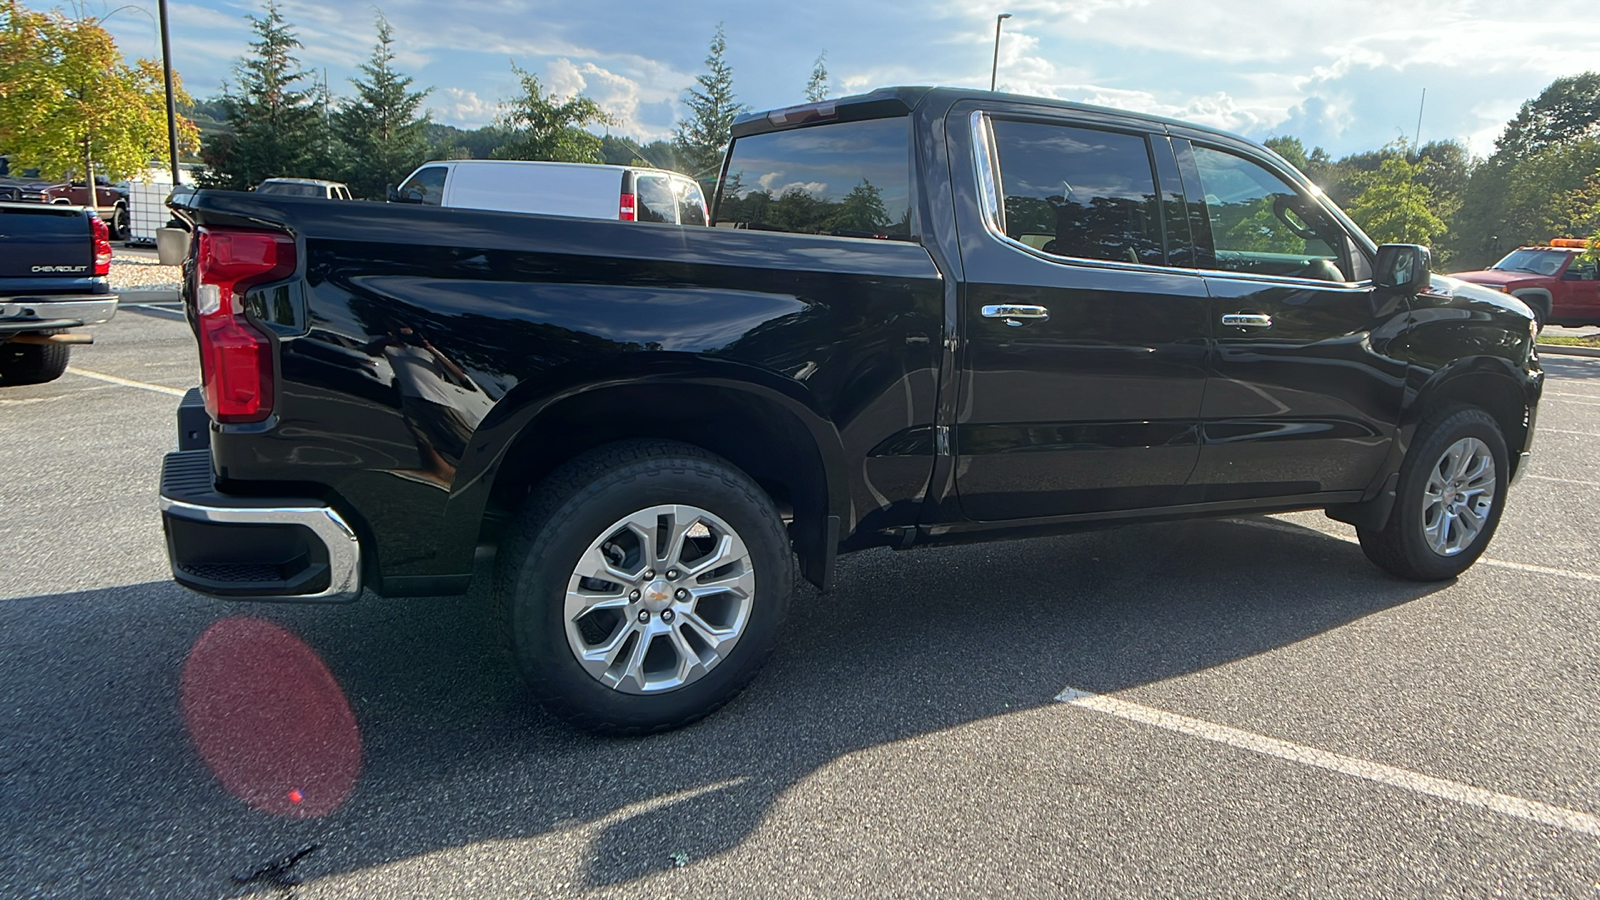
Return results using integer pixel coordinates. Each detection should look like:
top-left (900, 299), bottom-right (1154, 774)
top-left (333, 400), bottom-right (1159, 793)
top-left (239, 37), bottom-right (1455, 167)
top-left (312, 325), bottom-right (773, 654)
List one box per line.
top-left (496, 440), bottom-right (793, 734)
top-left (109, 206), bottom-right (130, 242)
top-left (1357, 406), bottom-right (1508, 581)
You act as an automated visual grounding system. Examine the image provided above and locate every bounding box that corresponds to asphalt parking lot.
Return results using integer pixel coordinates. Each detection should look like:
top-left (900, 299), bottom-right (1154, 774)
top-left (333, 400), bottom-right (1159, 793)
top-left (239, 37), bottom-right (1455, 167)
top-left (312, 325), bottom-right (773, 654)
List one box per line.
top-left (5, 305), bottom-right (1600, 899)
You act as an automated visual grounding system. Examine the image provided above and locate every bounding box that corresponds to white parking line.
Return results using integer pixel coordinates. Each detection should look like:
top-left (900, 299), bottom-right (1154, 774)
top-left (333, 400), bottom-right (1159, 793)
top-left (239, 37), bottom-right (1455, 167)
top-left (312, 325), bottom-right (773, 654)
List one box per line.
top-left (1055, 687), bottom-right (1600, 838)
top-left (65, 367), bottom-right (187, 397)
top-left (1232, 517), bottom-right (1600, 584)
top-left (1543, 395), bottom-right (1600, 408)
top-left (1525, 473), bottom-right (1600, 489)
top-left (1535, 428), bottom-right (1600, 439)
top-left (126, 304), bottom-right (186, 319)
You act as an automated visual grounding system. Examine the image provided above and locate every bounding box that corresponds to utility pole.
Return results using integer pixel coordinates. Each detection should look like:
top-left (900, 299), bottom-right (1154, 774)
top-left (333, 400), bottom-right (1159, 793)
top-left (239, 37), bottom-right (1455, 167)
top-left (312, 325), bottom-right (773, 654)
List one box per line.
top-left (991, 14), bottom-right (1012, 92)
top-left (159, 0), bottom-right (181, 184)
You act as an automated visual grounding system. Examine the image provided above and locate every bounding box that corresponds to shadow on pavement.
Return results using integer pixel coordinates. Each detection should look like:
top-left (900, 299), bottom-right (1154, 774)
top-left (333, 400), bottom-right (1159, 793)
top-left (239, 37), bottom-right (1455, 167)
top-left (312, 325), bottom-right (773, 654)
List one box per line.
top-left (0, 515), bottom-right (1443, 896)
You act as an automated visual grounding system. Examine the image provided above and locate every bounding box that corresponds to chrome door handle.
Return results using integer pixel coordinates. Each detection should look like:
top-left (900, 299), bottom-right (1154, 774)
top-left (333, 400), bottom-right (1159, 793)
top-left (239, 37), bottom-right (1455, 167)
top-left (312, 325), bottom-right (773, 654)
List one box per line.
top-left (982, 304), bottom-right (1050, 326)
top-left (1221, 313), bottom-right (1273, 328)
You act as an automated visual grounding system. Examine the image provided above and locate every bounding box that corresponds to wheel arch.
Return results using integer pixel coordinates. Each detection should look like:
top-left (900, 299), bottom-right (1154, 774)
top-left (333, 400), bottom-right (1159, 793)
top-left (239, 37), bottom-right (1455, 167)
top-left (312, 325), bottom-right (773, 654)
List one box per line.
top-left (1405, 359), bottom-right (1534, 479)
top-left (460, 368), bottom-right (850, 590)
top-left (1510, 288), bottom-right (1552, 322)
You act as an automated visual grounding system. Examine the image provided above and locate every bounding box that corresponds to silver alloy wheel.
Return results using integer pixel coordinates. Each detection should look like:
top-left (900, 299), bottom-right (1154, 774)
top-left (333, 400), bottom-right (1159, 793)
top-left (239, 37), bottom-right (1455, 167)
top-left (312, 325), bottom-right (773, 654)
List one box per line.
top-left (564, 504), bottom-right (755, 694)
top-left (1421, 436), bottom-right (1497, 557)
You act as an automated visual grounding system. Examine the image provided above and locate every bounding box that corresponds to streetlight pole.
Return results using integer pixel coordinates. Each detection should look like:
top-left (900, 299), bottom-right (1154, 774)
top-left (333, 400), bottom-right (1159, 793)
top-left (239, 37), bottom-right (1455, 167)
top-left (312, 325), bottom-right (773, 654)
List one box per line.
top-left (990, 13), bottom-right (1012, 92)
top-left (158, 0), bottom-right (181, 185)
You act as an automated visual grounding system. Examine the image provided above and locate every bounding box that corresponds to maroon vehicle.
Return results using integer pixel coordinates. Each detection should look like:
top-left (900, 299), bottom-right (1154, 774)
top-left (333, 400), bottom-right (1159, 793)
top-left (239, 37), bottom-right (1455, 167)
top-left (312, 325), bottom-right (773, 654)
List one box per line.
top-left (0, 174), bottom-right (129, 241)
top-left (1449, 239), bottom-right (1600, 328)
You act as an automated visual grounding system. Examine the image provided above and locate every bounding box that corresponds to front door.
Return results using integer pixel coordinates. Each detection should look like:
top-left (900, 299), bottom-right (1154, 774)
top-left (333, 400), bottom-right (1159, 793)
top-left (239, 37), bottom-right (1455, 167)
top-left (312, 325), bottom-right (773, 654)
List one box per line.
top-left (952, 109), bottom-right (1210, 521)
top-left (1173, 138), bottom-right (1410, 500)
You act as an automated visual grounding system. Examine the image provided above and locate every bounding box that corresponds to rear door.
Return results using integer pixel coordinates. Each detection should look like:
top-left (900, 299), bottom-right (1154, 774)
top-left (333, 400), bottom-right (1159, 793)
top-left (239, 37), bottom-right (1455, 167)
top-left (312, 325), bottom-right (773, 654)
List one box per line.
top-left (1174, 137), bottom-right (1409, 500)
top-left (950, 106), bottom-right (1211, 520)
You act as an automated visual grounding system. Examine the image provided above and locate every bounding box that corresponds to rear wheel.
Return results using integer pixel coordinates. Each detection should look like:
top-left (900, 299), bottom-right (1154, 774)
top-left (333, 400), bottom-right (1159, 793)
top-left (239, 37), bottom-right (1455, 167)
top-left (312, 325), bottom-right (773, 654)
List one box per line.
top-left (1357, 406), bottom-right (1507, 580)
top-left (495, 440), bottom-right (793, 734)
top-left (0, 339), bottom-right (70, 385)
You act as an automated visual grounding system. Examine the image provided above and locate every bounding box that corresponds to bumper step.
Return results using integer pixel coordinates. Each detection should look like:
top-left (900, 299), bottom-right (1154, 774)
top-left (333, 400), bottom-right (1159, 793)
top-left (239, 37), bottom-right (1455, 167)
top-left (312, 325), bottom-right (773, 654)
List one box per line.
top-left (159, 450), bottom-right (363, 602)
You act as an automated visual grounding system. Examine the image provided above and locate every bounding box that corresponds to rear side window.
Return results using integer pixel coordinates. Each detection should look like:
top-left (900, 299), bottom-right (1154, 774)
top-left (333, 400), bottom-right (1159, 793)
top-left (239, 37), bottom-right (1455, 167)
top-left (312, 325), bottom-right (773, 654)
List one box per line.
top-left (676, 179), bottom-right (708, 226)
top-left (717, 117), bottom-right (912, 239)
top-left (635, 175), bottom-right (676, 223)
top-left (989, 120), bottom-right (1164, 266)
top-left (398, 166), bottom-right (448, 206)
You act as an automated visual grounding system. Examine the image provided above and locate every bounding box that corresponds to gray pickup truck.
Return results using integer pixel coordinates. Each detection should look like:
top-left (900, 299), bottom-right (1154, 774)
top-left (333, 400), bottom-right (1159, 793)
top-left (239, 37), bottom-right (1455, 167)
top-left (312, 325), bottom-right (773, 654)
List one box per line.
top-left (0, 201), bottom-right (118, 384)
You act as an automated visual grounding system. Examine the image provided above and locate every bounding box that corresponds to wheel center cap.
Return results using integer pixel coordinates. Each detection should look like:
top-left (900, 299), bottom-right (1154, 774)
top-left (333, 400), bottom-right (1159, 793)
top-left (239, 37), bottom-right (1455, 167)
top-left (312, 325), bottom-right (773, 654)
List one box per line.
top-left (641, 579), bottom-right (673, 612)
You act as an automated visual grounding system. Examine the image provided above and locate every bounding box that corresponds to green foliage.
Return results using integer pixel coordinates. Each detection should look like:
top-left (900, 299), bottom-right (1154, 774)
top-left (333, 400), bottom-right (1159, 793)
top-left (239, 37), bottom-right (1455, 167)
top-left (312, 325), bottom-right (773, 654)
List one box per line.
top-left (0, 0), bottom-right (200, 187)
top-left (804, 52), bottom-right (829, 102)
top-left (492, 64), bottom-right (611, 163)
top-left (1263, 136), bottom-right (1308, 171)
top-left (1345, 142), bottom-right (1448, 245)
top-left (1214, 196), bottom-right (1312, 254)
top-left (598, 134), bottom-right (680, 171)
top-left (674, 24), bottom-right (747, 181)
top-left (334, 14), bottom-right (431, 199)
top-left (1494, 72), bottom-right (1600, 160)
top-left (200, 1), bottom-right (325, 189)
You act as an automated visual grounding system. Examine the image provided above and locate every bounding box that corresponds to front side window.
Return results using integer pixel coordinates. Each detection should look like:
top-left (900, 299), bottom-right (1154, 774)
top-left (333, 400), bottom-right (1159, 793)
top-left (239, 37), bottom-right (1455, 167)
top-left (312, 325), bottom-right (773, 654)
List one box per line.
top-left (717, 117), bottom-right (912, 239)
top-left (988, 120), bottom-right (1164, 266)
top-left (398, 167), bottom-right (448, 206)
top-left (1189, 145), bottom-right (1351, 282)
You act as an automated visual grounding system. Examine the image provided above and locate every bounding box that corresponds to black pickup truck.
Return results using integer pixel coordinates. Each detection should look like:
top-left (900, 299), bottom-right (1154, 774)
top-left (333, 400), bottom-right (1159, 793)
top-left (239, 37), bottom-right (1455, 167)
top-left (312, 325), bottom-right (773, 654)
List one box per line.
top-left (160, 87), bottom-right (1541, 733)
top-left (1, 201), bottom-right (117, 384)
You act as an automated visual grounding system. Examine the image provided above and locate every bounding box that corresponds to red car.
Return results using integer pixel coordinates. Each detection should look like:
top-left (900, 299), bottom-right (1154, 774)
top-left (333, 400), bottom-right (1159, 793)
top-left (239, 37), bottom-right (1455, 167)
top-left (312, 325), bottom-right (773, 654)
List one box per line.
top-left (1448, 239), bottom-right (1600, 328)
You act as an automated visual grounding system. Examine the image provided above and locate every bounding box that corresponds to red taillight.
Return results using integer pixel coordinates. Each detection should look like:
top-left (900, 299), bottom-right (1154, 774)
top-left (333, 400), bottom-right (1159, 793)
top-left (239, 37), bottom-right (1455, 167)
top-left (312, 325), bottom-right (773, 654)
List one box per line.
top-left (619, 192), bottom-right (636, 221)
top-left (194, 227), bottom-right (296, 423)
top-left (90, 215), bottom-right (111, 275)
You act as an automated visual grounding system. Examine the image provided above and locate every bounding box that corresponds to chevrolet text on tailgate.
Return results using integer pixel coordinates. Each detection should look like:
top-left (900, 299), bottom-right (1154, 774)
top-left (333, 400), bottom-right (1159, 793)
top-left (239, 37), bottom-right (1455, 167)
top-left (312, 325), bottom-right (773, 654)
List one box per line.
top-left (160, 87), bottom-right (1542, 734)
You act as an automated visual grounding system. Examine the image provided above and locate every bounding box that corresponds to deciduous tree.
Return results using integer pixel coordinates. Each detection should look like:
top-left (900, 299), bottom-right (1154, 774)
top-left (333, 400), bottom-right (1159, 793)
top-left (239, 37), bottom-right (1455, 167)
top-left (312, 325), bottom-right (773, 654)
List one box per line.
top-left (0, 0), bottom-right (199, 206)
top-left (1346, 141), bottom-right (1447, 246)
top-left (492, 64), bottom-right (611, 163)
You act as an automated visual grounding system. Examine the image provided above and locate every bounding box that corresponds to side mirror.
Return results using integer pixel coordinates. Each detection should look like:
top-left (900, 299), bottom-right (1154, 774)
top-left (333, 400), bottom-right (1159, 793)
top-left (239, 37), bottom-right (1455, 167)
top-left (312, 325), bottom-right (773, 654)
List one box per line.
top-left (1375, 243), bottom-right (1431, 292)
top-left (385, 184), bottom-right (399, 202)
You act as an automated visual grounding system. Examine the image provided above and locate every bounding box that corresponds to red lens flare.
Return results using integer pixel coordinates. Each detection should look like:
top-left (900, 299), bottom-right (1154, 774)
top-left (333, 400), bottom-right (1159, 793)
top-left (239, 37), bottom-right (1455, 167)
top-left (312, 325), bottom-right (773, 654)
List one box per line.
top-left (180, 617), bottom-right (362, 819)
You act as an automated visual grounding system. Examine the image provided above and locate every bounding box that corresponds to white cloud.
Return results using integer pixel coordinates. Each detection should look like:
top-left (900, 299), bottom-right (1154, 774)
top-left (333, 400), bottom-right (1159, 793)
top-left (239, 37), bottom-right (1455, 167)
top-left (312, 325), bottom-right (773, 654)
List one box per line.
top-left (431, 88), bottom-right (498, 127)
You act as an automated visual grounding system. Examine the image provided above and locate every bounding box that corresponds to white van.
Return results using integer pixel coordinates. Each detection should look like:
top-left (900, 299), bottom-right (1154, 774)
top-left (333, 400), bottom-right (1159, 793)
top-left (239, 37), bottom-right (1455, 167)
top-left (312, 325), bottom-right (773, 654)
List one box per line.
top-left (392, 160), bottom-right (708, 225)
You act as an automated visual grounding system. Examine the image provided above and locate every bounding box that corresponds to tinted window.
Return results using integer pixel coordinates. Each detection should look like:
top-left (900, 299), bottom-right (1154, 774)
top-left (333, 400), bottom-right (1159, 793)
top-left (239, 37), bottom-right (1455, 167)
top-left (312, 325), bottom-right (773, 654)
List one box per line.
top-left (635, 175), bottom-right (675, 223)
top-left (676, 179), bottom-right (708, 226)
top-left (398, 167), bottom-right (447, 206)
top-left (258, 182), bottom-right (323, 198)
top-left (718, 117), bottom-right (911, 239)
top-left (990, 120), bottom-right (1164, 266)
top-left (1189, 145), bottom-right (1350, 282)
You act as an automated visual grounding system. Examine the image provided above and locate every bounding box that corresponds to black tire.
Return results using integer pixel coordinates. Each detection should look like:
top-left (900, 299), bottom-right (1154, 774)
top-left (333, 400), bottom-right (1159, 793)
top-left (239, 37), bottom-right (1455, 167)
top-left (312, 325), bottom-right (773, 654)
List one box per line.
top-left (109, 205), bottom-right (130, 242)
top-left (1516, 293), bottom-right (1549, 333)
top-left (495, 440), bottom-right (794, 734)
top-left (1357, 406), bottom-right (1508, 581)
top-left (0, 340), bottom-right (70, 386)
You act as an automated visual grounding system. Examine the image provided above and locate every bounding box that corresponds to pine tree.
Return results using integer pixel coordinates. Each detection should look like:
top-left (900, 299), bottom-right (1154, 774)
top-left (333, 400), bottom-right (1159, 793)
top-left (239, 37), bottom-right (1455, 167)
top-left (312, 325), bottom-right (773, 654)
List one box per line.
top-left (201, 0), bottom-right (321, 190)
top-left (493, 64), bottom-right (611, 163)
top-left (804, 52), bottom-right (829, 102)
top-left (335, 14), bottom-right (431, 199)
top-left (674, 24), bottom-right (747, 182)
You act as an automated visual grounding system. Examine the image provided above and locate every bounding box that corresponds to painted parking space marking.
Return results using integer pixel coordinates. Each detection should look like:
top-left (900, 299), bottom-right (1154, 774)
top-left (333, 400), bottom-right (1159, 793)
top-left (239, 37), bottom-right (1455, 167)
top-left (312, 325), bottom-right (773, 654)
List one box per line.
top-left (125, 303), bottom-right (187, 320)
top-left (1533, 428), bottom-right (1600, 439)
top-left (65, 367), bottom-right (187, 397)
top-left (1525, 473), bottom-right (1600, 489)
top-left (1230, 517), bottom-right (1600, 584)
top-left (1055, 686), bottom-right (1600, 838)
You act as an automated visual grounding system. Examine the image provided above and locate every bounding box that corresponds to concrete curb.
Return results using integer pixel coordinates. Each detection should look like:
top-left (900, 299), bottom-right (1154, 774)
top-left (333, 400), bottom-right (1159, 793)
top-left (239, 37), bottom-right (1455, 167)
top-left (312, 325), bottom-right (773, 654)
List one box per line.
top-left (1536, 343), bottom-right (1600, 358)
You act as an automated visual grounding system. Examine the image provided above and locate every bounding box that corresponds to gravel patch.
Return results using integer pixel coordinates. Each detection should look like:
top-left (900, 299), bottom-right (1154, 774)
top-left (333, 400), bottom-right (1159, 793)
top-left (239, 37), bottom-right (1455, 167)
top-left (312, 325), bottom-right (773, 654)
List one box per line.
top-left (109, 253), bottom-right (181, 292)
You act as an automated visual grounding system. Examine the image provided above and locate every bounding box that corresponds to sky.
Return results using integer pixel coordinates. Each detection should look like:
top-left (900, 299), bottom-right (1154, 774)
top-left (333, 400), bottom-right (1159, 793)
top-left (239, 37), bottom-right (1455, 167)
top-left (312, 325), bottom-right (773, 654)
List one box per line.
top-left (89, 0), bottom-right (1600, 160)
